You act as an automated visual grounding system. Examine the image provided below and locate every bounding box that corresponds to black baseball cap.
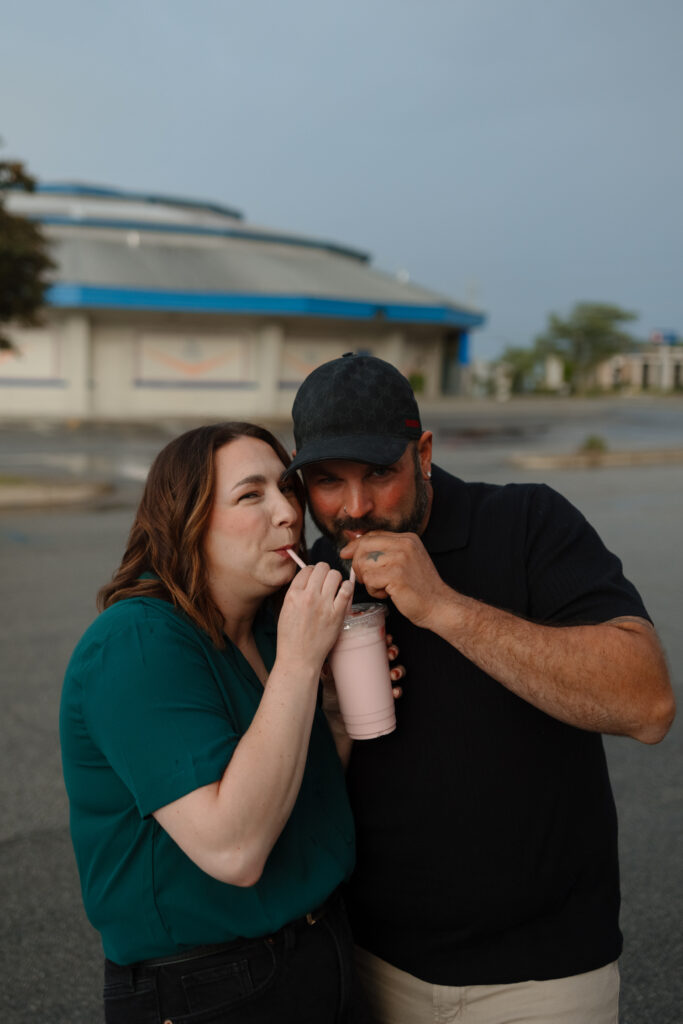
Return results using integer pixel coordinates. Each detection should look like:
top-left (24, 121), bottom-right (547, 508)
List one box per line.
top-left (286, 353), bottom-right (423, 475)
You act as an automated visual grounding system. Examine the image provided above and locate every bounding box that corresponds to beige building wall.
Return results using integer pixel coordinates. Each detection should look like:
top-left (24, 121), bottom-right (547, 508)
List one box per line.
top-left (596, 347), bottom-right (683, 392)
top-left (1, 313), bottom-right (452, 421)
top-left (0, 322), bottom-right (73, 417)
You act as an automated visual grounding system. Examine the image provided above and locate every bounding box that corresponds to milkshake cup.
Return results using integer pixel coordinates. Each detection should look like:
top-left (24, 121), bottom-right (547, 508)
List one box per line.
top-left (328, 603), bottom-right (396, 740)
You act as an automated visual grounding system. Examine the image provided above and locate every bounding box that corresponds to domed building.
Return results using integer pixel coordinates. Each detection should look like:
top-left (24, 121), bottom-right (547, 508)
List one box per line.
top-left (2, 183), bottom-right (485, 420)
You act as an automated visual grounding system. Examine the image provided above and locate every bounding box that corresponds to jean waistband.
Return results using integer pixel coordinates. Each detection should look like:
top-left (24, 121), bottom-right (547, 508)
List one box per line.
top-left (109, 888), bottom-right (341, 972)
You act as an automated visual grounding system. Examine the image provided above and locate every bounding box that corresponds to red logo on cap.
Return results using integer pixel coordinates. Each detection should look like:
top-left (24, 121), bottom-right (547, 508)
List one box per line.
top-left (405, 419), bottom-right (420, 428)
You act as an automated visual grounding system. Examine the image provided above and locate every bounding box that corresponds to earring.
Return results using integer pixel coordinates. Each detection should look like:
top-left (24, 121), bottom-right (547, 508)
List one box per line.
top-left (343, 506), bottom-right (348, 514)
top-left (425, 470), bottom-right (432, 480)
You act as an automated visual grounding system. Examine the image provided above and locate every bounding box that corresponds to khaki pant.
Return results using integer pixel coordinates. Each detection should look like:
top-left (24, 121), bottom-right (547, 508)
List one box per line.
top-left (354, 947), bottom-right (620, 1024)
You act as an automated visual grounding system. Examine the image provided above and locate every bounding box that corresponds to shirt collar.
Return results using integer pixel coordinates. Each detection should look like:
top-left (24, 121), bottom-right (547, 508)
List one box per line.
top-left (420, 464), bottom-right (471, 553)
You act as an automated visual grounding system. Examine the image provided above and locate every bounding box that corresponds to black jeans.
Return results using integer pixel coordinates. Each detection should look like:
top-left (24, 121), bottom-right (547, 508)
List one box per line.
top-left (103, 892), bottom-right (370, 1024)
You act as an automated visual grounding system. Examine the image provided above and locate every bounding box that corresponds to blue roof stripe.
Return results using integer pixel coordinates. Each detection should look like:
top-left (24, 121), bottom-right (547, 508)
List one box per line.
top-left (35, 182), bottom-right (245, 221)
top-left (47, 284), bottom-right (486, 328)
top-left (32, 215), bottom-right (370, 263)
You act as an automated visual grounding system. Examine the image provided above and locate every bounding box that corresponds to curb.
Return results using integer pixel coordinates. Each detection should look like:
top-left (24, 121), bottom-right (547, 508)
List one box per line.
top-left (509, 448), bottom-right (683, 470)
top-left (0, 481), bottom-right (113, 510)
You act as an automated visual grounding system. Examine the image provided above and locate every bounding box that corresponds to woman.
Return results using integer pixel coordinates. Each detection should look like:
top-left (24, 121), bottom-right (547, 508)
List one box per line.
top-left (60, 422), bottom-right (369, 1024)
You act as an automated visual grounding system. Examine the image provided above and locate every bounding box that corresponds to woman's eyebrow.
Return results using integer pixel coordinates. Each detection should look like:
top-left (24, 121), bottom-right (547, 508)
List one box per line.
top-left (231, 474), bottom-right (267, 491)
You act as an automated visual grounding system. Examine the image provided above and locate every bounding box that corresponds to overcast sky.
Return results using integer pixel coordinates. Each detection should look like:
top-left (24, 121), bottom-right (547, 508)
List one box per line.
top-left (2, 0), bottom-right (681, 359)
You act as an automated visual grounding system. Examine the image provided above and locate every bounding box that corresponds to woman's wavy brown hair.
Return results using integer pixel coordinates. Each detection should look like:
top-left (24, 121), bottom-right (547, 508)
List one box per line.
top-left (97, 422), bottom-right (305, 647)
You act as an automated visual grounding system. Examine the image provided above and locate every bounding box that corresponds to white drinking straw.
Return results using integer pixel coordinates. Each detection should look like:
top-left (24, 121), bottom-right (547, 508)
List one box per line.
top-left (286, 548), bottom-right (308, 570)
top-left (346, 567), bottom-right (356, 613)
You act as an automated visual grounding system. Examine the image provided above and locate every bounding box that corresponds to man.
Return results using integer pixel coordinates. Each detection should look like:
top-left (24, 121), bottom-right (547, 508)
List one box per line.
top-left (285, 353), bottom-right (674, 1024)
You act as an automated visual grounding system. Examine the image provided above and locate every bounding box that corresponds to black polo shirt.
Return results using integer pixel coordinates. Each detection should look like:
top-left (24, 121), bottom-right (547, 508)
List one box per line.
top-left (311, 465), bottom-right (650, 985)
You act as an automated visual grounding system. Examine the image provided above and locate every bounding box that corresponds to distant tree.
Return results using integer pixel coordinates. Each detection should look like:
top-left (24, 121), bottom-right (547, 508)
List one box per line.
top-left (498, 344), bottom-right (543, 394)
top-left (0, 156), bottom-right (55, 350)
top-left (534, 302), bottom-right (638, 393)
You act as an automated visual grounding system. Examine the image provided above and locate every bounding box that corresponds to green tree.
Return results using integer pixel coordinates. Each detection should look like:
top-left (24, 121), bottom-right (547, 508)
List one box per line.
top-left (0, 156), bottom-right (55, 350)
top-left (498, 344), bottom-right (543, 394)
top-left (534, 302), bottom-right (638, 393)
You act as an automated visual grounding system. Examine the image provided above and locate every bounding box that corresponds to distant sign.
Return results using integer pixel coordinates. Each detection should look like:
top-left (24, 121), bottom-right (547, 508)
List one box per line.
top-left (649, 330), bottom-right (679, 345)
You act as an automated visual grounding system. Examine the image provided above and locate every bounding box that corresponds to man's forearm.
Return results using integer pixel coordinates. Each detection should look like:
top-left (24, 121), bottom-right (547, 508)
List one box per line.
top-left (425, 590), bottom-right (675, 744)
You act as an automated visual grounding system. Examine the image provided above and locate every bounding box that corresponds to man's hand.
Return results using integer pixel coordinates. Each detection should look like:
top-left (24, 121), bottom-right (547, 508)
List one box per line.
top-left (340, 531), bottom-right (449, 628)
top-left (340, 532), bottom-right (674, 746)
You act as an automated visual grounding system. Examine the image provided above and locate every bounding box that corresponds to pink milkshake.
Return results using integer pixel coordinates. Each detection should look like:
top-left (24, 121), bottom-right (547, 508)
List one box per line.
top-left (328, 603), bottom-right (396, 739)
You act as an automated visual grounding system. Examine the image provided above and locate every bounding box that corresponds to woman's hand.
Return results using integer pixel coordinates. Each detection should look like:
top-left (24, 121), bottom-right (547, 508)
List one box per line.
top-left (276, 563), bottom-right (354, 674)
top-left (386, 633), bottom-right (406, 692)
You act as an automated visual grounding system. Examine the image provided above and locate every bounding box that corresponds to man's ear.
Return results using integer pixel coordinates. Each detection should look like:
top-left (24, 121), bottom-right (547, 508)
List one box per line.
top-left (417, 431), bottom-right (433, 478)
top-left (291, 449), bottom-right (296, 459)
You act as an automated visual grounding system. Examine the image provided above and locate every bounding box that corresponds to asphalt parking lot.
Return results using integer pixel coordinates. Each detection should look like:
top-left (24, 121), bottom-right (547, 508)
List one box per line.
top-left (1, 399), bottom-right (681, 1023)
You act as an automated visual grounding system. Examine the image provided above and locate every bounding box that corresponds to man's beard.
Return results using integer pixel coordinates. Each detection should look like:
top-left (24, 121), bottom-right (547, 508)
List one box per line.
top-left (308, 451), bottom-right (430, 573)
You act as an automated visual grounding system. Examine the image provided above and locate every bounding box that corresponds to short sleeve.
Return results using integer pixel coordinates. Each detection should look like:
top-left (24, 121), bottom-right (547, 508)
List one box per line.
top-left (78, 606), bottom-right (239, 817)
top-left (524, 484), bottom-right (650, 626)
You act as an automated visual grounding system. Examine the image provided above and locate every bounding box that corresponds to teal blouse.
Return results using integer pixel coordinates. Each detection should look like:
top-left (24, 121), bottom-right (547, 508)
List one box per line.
top-left (60, 597), bottom-right (355, 965)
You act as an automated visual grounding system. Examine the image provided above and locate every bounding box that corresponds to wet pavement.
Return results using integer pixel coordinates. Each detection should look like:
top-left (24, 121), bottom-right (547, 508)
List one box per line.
top-left (1, 398), bottom-right (681, 1022)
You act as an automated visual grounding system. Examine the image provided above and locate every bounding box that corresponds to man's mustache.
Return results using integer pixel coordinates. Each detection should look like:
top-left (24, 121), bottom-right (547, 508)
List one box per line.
top-left (334, 516), bottom-right (390, 535)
